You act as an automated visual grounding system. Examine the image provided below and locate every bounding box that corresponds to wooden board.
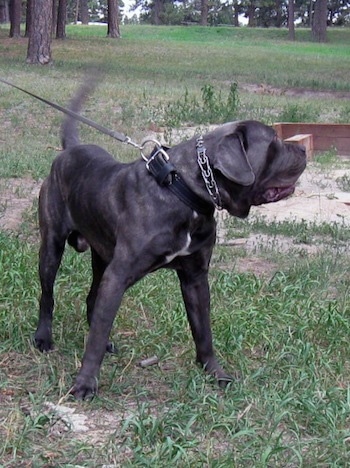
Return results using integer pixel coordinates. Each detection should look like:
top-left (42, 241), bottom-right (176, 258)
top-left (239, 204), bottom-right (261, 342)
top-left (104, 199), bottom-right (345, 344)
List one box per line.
top-left (284, 134), bottom-right (313, 159)
top-left (273, 123), bottom-right (350, 155)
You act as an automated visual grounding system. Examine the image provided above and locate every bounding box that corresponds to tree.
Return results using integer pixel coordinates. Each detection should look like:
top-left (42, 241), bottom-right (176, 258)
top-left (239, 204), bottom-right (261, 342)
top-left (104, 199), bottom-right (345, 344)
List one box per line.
top-left (26, 0), bottom-right (53, 64)
top-left (247, 0), bottom-right (257, 27)
top-left (80, 0), bottom-right (89, 24)
top-left (0, 0), bottom-right (10, 23)
top-left (52, 0), bottom-right (58, 31)
top-left (107, 0), bottom-right (120, 37)
top-left (74, 0), bottom-right (79, 22)
top-left (24, 0), bottom-right (33, 37)
top-left (312, 0), bottom-right (328, 42)
top-left (200, 0), bottom-right (208, 25)
top-left (233, 1), bottom-right (241, 26)
top-left (288, 0), bottom-right (295, 40)
top-left (274, 0), bottom-right (283, 26)
top-left (56, 0), bottom-right (67, 39)
top-left (9, 0), bottom-right (21, 37)
top-left (153, 0), bottom-right (165, 25)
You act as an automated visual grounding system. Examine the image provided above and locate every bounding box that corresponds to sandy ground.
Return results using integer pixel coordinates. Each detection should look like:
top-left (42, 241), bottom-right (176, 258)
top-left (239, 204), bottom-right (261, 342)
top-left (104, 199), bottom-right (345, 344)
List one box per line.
top-left (1, 166), bottom-right (349, 233)
top-left (248, 167), bottom-right (350, 226)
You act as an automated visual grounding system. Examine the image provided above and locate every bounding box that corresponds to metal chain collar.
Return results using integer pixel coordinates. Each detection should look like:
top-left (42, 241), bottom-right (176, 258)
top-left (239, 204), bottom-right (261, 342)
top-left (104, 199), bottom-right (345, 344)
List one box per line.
top-left (196, 137), bottom-right (223, 211)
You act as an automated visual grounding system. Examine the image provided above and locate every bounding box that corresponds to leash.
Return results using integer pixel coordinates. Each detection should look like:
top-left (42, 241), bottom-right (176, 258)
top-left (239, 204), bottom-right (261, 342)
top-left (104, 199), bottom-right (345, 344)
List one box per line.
top-left (0, 77), bottom-right (218, 215)
top-left (0, 77), bottom-right (141, 149)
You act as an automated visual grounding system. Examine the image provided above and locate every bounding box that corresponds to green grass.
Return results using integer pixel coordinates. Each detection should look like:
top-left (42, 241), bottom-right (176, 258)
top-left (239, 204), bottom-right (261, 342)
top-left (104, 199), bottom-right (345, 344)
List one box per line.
top-left (0, 24), bottom-right (350, 466)
top-left (1, 24), bottom-right (349, 179)
top-left (0, 230), bottom-right (349, 465)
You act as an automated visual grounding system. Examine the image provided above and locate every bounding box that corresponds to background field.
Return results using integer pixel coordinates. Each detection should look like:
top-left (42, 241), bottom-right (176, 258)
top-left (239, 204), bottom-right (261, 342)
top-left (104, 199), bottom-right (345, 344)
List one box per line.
top-left (0, 24), bottom-right (350, 466)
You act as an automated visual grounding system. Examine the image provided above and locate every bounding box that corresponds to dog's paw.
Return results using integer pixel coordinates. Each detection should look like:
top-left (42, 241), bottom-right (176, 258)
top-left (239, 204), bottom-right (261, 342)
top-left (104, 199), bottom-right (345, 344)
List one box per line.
top-left (70, 376), bottom-right (98, 400)
top-left (106, 341), bottom-right (118, 354)
top-left (217, 373), bottom-right (235, 388)
top-left (199, 357), bottom-right (236, 388)
top-left (33, 335), bottom-right (54, 352)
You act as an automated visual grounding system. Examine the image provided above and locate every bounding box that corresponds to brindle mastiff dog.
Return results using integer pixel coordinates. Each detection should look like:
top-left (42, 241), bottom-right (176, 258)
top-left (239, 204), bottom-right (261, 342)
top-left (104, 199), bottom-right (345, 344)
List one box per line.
top-left (34, 82), bottom-right (306, 399)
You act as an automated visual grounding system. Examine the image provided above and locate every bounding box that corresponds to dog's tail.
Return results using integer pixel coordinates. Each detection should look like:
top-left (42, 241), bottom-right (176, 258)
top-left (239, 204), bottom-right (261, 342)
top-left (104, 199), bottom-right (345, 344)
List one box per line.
top-left (61, 76), bottom-right (98, 150)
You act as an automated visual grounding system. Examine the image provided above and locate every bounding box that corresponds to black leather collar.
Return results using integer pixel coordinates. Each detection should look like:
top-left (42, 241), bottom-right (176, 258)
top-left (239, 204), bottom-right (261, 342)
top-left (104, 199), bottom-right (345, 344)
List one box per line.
top-left (146, 147), bottom-right (214, 216)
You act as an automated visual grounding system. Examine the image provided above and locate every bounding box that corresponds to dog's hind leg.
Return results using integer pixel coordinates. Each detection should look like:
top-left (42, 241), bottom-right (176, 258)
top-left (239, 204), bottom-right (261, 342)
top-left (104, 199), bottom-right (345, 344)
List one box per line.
top-left (86, 249), bottom-right (117, 354)
top-left (34, 232), bottom-right (66, 352)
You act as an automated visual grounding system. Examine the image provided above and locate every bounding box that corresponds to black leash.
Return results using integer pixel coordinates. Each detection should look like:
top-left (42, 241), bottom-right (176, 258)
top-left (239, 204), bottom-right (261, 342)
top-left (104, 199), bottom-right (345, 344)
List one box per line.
top-left (0, 77), bottom-right (132, 145)
top-left (0, 77), bottom-right (215, 215)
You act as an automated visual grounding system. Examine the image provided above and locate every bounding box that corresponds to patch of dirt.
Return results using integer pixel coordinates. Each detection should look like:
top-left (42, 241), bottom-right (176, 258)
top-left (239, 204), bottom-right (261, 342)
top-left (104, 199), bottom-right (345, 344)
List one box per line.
top-left (250, 168), bottom-right (350, 225)
top-left (216, 166), bottom-right (350, 237)
top-left (1, 167), bottom-right (349, 234)
top-left (0, 178), bottom-right (41, 231)
top-left (241, 83), bottom-right (350, 101)
top-left (1, 165), bottom-right (349, 279)
top-left (216, 166), bottom-right (350, 275)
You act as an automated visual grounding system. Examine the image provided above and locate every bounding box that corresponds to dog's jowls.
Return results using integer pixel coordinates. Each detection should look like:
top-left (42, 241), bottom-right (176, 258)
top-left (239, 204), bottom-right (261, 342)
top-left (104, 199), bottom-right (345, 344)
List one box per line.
top-left (34, 81), bottom-right (306, 399)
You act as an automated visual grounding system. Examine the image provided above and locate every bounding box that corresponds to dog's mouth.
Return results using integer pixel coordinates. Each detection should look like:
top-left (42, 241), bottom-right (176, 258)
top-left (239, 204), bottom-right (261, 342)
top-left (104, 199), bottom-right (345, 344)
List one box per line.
top-left (254, 185), bottom-right (296, 205)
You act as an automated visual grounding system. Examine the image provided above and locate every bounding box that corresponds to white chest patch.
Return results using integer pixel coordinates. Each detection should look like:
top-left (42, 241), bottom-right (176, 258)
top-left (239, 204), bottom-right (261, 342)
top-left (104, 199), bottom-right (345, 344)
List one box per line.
top-left (165, 232), bottom-right (192, 264)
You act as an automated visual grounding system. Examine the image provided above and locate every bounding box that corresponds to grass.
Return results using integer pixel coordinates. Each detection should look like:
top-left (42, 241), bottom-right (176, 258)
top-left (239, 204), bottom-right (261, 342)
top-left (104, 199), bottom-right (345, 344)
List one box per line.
top-left (1, 229), bottom-right (350, 465)
top-left (0, 24), bottom-right (350, 466)
top-left (1, 24), bottom-right (350, 179)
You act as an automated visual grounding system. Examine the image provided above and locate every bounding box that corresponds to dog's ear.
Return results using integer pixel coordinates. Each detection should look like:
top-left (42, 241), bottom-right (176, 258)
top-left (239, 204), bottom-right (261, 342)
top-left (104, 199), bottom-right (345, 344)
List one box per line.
top-left (212, 126), bottom-right (255, 186)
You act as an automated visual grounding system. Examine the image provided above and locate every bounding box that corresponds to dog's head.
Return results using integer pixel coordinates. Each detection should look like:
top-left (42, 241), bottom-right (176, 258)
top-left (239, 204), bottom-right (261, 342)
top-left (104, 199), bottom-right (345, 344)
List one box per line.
top-left (204, 120), bottom-right (307, 217)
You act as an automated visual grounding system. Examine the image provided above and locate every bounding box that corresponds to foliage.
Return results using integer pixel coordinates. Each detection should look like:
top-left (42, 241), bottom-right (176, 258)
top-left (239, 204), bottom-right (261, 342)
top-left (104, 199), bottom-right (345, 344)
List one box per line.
top-left (277, 103), bottom-right (320, 123)
top-left (132, 0), bottom-right (350, 27)
top-left (65, 0), bottom-right (126, 23)
top-left (142, 82), bottom-right (240, 128)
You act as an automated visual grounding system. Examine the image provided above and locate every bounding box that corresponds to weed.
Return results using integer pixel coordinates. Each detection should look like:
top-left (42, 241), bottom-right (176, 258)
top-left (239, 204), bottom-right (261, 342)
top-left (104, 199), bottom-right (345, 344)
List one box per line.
top-left (277, 102), bottom-right (319, 123)
top-left (141, 82), bottom-right (240, 129)
top-left (337, 104), bottom-right (350, 123)
top-left (313, 148), bottom-right (339, 165)
top-left (336, 173), bottom-right (350, 192)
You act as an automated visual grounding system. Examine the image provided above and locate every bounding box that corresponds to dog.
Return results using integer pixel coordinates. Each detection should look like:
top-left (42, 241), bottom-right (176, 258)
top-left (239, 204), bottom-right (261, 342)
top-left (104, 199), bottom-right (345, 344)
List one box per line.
top-left (34, 81), bottom-right (306, 399)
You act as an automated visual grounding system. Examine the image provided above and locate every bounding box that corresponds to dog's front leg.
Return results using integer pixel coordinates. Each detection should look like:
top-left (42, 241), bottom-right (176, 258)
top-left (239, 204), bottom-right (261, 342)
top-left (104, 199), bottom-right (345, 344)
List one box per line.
top-left (177, 259), bottom-right (233, 387)
top-left (86, 249), bottom-right (117, 354)
top-left (71, 262), bottom-right (126, 400)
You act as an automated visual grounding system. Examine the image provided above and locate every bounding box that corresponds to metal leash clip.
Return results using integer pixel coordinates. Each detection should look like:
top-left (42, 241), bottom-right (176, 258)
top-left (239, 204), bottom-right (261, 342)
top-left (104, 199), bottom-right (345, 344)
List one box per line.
top-left (140, 139), bottom-right (176, 186)
top-left (137, 138), bottom-right (164, 162)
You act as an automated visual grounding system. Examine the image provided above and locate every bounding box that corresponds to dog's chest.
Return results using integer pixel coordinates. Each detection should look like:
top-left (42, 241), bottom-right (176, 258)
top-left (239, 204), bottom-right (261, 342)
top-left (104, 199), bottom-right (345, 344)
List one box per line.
top-left (165, 233), bottom-right (192, 264)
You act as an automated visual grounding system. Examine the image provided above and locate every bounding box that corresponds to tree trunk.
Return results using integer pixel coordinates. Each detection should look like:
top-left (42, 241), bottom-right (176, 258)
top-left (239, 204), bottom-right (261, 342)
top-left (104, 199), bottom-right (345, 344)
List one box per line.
top-left (200, 0), bottom-right (208, 26)
top-left (25, 0), bottom-right (33, 37)
top-left (56, 0), bottom-right (66, 39)
top-left (52, 0), bottom-right (58, 33)
top-left (288, 0), bottom-right (295, 41)
top-left (312, 0), bottom-right (328, 42)
top-left (107, 0), bottom-right (120, 38)
top-left (80, 0), bottom-right (89, 24)
top-left (0, 0), bottom-right (10, 23)
top-left (9, 0), bottom-right (21, 37)
top-left (247, 1), bottom-right (256, 27)
top-left (233, 2), bottom-right (240, 27)
top-left (26, 0), bottom-right (53, 65)
top-left (309, 0), bottom-right (313, 27)
top-left (75, 0), bottom-right (79, 23)
top-left (275, 0), bottom-right (283, 27)
top-left (153, 0), bottom-right (163, 25)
